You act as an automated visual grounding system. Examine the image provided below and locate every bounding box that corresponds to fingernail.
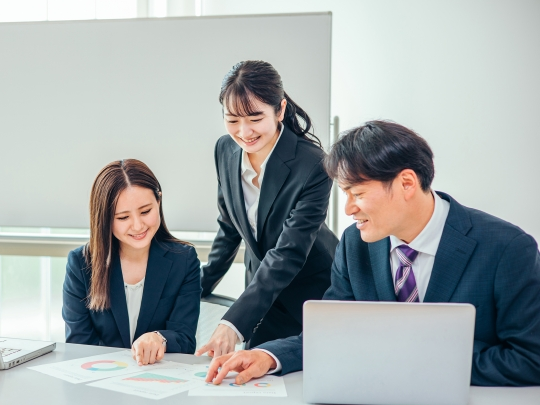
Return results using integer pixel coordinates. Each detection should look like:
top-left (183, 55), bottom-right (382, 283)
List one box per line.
top-left (237, 376), bottom-right (244, 384)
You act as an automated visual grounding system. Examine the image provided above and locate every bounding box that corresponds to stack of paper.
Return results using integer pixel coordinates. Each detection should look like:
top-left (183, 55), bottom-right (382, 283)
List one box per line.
top-left (29, 351), bottom-right (287, 400)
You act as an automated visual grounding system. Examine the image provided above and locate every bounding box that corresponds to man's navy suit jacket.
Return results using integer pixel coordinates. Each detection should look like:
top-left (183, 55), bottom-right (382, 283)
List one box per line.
top-left (258, 192), bottom-right (540, 386)
top-left (62, 240), bottom-right (202, 353)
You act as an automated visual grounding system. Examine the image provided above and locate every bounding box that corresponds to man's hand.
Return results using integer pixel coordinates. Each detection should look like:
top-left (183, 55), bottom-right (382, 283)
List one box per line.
top-left (131, 332), bottom-right (165, 366)
top-left (195, 324), bottom-right (238, 357)
top-left (205, 350), bottom-right (277, 385)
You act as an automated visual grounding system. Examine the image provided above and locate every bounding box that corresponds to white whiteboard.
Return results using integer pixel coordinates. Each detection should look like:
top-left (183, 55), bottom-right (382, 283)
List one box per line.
top-left (0, 13), bottom-right (332, 231)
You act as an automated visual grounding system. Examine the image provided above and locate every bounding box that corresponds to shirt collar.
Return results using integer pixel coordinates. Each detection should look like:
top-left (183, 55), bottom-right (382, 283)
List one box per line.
top-left (241, 122), bottom-right (285, 175)
top-left (390, 191), bottom-right (449, 256)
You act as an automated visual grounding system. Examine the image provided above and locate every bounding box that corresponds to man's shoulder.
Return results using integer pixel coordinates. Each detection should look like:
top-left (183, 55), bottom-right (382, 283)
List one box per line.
top-left (468, 208), bottom-right (538, 255)
top-left (468, 206), bottom-right (524, 233)
top-left (442, 191), bottom-right (536, 248)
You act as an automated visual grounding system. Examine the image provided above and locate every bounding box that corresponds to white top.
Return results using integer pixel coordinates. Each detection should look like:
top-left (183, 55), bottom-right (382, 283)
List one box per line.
top-left (263, 191), bottom-right (451, 373)
top-left (240, 122), bottom-right (285, 241)
top-left (389, 191), bottom-right (450, 302)
top-left (220, 123), bottom-right (286, 343)
top-left (124, 277), bottom-right (145, 345)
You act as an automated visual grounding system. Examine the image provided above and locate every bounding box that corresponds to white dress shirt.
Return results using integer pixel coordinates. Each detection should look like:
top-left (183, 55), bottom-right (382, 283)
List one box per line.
top-left (219, 123), bottom-right (285, 343)
top-left (389, 191), bottom-right (450, 302)
top-left (124, 277), bottom-right (145, 345)
top-left (263, 191), bottom-right (450, 373)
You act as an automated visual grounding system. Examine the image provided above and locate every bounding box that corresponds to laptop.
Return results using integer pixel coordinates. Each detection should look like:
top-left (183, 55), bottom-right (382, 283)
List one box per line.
top-left (0, 337), bottom-right (56, 370)
top-left (303, 301), bottom-right (475, 405)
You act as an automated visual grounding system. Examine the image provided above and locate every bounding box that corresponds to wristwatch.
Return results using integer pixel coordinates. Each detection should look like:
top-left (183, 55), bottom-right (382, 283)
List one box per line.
top-left (154, 331), bottom-right (167, 350)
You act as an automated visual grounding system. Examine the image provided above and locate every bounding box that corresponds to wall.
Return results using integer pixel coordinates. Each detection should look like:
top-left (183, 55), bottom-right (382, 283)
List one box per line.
top-left (202, 0), bottom-right (540, 240)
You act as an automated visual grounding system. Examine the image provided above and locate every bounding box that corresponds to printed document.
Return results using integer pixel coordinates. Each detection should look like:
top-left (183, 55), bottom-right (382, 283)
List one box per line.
top-left (29, 350), bottom-right (174, 384)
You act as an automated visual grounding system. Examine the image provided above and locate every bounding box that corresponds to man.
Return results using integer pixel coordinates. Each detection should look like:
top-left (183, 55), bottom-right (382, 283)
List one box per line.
top-left (206, 120), bottom-right (540, 386)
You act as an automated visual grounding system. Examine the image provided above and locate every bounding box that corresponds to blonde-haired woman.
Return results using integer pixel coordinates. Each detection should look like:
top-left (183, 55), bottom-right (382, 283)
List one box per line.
top-left (62, 159), bottom-right (201, 365)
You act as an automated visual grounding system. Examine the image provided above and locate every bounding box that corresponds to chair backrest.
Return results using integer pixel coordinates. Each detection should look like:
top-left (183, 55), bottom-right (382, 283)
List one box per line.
top-left (196, 294), bottom-right (244, 351)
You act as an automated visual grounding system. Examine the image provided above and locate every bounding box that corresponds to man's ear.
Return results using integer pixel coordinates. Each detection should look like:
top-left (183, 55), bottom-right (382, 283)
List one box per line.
top-left (399, 169), bottom-right (418, 199)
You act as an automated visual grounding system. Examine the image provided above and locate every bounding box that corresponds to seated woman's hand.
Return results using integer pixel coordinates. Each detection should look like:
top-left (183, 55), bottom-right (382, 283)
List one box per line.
top-left (131, 332), bottom-right (166, 366)
top-left (195, 324), bottom-right (238, 357)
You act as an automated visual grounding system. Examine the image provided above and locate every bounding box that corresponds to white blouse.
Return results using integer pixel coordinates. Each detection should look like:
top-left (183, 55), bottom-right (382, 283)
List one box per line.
top-left (124, 277), bottom-right (145, 345)
top-left (240, 122), bottom-right (285, 240)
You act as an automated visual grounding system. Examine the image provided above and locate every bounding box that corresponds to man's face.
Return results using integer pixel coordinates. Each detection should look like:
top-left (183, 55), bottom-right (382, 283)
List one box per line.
top-left (340, 178), bottom-right (407, 243)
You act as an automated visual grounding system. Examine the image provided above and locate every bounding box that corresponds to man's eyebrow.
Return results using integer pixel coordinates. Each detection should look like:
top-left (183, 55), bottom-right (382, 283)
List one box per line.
top-left (115, 203), bottom-right (152, 215)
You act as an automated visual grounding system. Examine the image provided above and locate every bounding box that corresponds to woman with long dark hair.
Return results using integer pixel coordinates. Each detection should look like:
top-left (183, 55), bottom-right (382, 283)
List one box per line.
top-left (196, 60), bottom-right (338, 357)
top-left (62, 159), bottom-right (201, 364)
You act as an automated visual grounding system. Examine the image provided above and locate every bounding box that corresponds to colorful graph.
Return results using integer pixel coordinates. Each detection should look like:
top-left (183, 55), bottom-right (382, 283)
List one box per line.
top-left (229, 383), bottom-right (246, 387)
top-left (124, 373), bottom-right (188, 384)
top-left (194, 372), bottom-right (207, 378)
top-left (254, 382), bottom-right (271, 388)
top-left (81, 360), bottom-right (128, 371)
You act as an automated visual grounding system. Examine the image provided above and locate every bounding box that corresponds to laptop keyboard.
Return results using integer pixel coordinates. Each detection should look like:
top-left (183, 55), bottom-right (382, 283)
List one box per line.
top-left (0, 347), bottom-right (20, 357)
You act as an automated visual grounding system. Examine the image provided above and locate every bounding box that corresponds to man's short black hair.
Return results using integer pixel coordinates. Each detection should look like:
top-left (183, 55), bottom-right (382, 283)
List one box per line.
top-left (325, 120), bottom-right (435, 192)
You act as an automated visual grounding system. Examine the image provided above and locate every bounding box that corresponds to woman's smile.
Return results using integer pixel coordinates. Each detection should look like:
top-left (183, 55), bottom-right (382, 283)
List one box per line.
top-left (129, 229), bottom-right (148, 240)
top-left (240, 135), bottom-right (261, 145)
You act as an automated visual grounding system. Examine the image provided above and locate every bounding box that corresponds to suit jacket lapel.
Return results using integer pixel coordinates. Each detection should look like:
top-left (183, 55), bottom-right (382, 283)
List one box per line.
top-left (228, 145), bottom-right (261, 259)
top-left (368, 238), bottom-right (397, 302)
top-left (257, 127), bottom-right (295, 238)
top-left (134, 240), bottom-right (173, 339)
top-left (109, 253), bottom-right (130, 348)
top-left (424, 192), bottom-right (477, 302)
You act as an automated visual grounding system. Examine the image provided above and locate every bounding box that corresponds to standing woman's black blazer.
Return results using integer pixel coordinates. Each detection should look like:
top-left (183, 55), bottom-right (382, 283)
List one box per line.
top-left (201, 126), bottom-right (339, 346)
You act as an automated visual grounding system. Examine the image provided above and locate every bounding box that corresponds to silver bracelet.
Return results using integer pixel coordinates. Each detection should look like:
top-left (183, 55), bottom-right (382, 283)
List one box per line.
top-left (154, 331), bottom-right (167, 349)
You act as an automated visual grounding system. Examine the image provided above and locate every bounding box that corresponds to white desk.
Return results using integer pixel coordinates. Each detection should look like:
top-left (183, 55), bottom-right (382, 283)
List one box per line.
top-left (0, 343), bottom-right (538, 405)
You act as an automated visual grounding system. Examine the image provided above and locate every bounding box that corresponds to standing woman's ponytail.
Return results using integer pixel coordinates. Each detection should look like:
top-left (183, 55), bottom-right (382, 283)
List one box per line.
top-left (220, 60), bottom-right (322, 148)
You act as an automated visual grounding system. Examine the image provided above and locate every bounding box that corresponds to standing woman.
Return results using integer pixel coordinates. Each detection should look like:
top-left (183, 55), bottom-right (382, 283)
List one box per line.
top-left (196, 61), bottom-right (338, 357)
top-left (62, 159), bottom-right (201, 364)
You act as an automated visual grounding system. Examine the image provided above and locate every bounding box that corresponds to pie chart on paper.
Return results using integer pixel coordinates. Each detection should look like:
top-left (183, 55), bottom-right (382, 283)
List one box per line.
top-left (81, 360), bottom-right (128, 371)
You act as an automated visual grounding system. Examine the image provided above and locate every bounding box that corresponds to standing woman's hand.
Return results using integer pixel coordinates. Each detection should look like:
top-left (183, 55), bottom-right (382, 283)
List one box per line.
top-left (195, 324), bottom-right (238, 357)
top-left (131, 332), bottom-right (166, 366)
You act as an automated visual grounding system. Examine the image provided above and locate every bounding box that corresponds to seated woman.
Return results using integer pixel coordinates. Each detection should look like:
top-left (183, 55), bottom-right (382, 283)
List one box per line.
top-left (62, 159), bottom-right (201, 364)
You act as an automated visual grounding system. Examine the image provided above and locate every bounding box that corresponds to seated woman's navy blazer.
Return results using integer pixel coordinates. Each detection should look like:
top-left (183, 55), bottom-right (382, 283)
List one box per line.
top-left (62, 239), bottom-right (201, 353)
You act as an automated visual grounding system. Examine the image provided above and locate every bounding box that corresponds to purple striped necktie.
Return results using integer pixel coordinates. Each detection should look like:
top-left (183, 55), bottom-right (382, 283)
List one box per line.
top-left (395, 245), bottom-right (420, 303)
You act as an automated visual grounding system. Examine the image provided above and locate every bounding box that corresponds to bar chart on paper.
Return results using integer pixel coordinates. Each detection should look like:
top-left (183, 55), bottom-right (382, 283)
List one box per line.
top-left (88, 366), bottom-right (205, 399)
